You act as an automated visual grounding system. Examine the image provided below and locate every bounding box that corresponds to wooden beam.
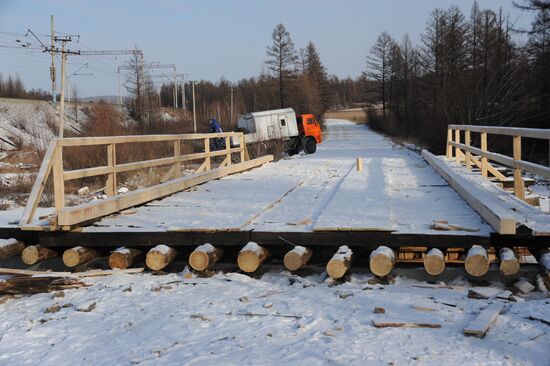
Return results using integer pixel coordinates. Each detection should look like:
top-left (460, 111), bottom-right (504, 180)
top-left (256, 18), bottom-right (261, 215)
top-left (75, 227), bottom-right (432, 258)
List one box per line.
top-left (448, 124), bottom-right (550, 140)
top-left (422, 150), bottom-right (517, 234)
top-left (513, 136), bottom-right (525, 200)
top-left (105, 143), bottom-right (117, 196)
top-left (52, 146), bottom-right (65, 212)
top-left (481, 132), bottom-right (488, 177)
top-left (446, 128), bottom-right (453, 159)
top-left (465, 129), bottom-right (472, 170)
top-left (56, 155), bottom-right (273, 227)
top-left (19, 139), bottom-right (57, 225)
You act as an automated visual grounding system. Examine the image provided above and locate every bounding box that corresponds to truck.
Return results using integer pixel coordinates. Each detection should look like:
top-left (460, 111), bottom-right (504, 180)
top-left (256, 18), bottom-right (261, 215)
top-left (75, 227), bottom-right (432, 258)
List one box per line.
top-left (237, 108), bottom-right (322, 154)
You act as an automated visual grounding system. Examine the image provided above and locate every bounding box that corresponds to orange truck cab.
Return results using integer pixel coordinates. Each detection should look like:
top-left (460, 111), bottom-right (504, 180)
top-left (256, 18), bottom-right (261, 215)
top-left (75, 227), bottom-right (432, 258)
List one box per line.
top-left (291, 114), bottom-right (323, 154)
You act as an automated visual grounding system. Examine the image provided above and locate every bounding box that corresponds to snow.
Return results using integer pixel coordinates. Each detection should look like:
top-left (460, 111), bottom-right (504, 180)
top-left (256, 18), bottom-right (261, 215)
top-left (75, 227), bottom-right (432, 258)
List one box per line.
top-left (81, 120), bottom-right (492, 236)
top-left (426, 248), bottom-right (444, 259)
top-left (290, 245), bottom-right (308, 256)
top-left (0, 271), bottom-right (548, 365)
top-left (196, 243), bottom-right (215, 253)
top-left (369, 245), bottom-right (394, 260)
top-left (499, 247), bottom-right (517, 262)
top-left (332, 245), bottom-right (352, 261)
top-left (241, 241), bottom-right (263, 255)
top-left (467, 245), bottom-right (488, 258)
top-left (0, 238), bottom-right (17, 247)
top-left (113, 247), bottom-right (131, 255)
top-left (540, 253), bottom-right (550, 271)
top-left (152, 244), bottom-right (172, 255)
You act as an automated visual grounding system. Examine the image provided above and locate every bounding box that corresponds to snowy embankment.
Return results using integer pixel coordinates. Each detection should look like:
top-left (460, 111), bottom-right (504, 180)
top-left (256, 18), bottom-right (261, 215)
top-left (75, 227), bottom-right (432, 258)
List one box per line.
top-left (0, 271), bottom-right (548, 365)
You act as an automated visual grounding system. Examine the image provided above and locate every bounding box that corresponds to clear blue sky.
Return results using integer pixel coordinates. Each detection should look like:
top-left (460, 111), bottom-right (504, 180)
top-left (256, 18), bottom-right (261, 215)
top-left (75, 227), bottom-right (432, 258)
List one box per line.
top-left (0, 0), bottom-right (534, 97)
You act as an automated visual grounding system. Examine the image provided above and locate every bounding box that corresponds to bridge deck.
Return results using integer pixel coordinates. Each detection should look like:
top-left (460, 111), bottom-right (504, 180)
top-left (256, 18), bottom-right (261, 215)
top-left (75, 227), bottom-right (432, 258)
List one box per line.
top-left (83, 119), bottom-right (492, 236)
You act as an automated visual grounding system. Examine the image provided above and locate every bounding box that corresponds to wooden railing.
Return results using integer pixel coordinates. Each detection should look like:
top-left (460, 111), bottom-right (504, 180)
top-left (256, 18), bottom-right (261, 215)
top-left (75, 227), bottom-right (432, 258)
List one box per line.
top-left (446, 125), bottom-right (550, 200)
top-left (19, 132), bottom-right (268, 229)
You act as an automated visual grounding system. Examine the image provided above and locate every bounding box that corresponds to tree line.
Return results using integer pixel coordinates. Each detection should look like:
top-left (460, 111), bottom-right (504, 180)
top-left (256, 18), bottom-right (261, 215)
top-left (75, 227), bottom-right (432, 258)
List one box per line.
top-left (365, 0), bottom-right (549, 158)
top-left (0, 73), bottom-right (51, 100)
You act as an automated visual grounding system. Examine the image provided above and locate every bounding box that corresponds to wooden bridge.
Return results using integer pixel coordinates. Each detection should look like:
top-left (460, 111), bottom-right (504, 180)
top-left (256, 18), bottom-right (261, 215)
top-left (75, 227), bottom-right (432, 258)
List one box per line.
top-left (0, 119), bottom-right (549, 279)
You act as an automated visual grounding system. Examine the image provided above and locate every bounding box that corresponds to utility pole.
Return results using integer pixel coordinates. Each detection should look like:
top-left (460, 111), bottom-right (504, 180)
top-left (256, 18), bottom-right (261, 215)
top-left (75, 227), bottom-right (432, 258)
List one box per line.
top-left (173, 66), bottom-right (177, 109)
top-left (50, 15), bottom-right (56, 106)
top-left (230, 86), bottom-right (234, 126)
top-left (58, 39), bottom-right (68, 138)
top-left (192, 81), bottom-right (196, 133)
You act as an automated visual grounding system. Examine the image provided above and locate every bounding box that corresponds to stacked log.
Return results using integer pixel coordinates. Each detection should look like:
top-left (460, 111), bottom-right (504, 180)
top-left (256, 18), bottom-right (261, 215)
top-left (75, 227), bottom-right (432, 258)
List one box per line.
top-left (464, 245), bottom-right (489, 277)
top-left (189, 244), bottom-right (223, 271)
top-left (109, 247), bottom-right (143, 270)
top-left (62, 246), bottom-right (98, 267)
top-left (22, 246), bottom-right (57, 265)
top-left (326, 245), bottom-right (352, 279)
top-left (498, 247), bottom-right (520, 276)
top-left (369, 246), bottom-right (395, 277)
top-left (284, 246), bottom-right (312, 271)
top-left (237, 242), bottom-right (269, 273)
top-left (423, 248), bottom-right (445, 276)
top-left (145, 245), bottom-right (177, 271)
top-left (0, 239), bottom-right (25, 260)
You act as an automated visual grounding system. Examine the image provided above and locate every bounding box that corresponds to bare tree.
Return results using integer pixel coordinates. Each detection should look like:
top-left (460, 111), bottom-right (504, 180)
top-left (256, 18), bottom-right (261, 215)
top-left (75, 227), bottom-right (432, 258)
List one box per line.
top-left (367, 32), bottom-right (396, 117)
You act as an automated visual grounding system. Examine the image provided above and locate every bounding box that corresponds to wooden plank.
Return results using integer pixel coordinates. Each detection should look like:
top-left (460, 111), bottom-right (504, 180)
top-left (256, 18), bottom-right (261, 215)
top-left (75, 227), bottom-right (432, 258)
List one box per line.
top-left (105, 143), bottom-right (117, 196)
top-left (57, 132), bottom-right (243, 146)
top-left (513, 136), bottom-right (525, 199)
top-left (481, 132), bottom-right (488, 178)
top-left (422, 150), bottom-right (516, 234)
top-left (52, 146), bottom-right (65, 212)
top-left (173, 140), bottom-right (181, 178)
top-left (464, 303), bottom-right (504, 338)
top-left (19, 139), bottom-right (58, 226)
top-left (465, 130), bottom-right (472, 170)
top-left (56, 155), bottom-right (274, 227)
top-left (470, 155), bottom-right (507, 181)
top-left (446, 128), bottom-right (453, 159)
top-left (372, 320), bottom-right (441, 328)
top-left (204, 138), bottom-right (211, 170)
top-left (449, 125), bottom-right (550, 140)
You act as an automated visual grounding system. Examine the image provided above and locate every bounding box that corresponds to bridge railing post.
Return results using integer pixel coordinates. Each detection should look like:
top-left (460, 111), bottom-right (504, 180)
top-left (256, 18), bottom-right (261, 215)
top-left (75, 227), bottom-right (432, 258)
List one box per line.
top-left (173, 140), bottom-right (181, 178)
top-left (481, 132), bottom-right (488, 178)
top-left (225, 136), bottom-right (231, 166)
top-left (455, 129), bottom-right (461, 164)
top-left (513, 135), bottom-right (525, 200)
top-left (204, 137), bottom-right (211, 171)
top-left (52, 144), bottom-right (65, 213)
top-left (465, 129), bottom-right (472, 170)
top-left (105, 143), bottom-right (117, 196)
top-left (446, 127), bottom-right (453, 159)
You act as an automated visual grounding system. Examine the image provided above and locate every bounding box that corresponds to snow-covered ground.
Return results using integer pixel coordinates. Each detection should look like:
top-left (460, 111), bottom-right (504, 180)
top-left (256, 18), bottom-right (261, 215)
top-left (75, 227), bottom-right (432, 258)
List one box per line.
top-left (0, 270), bottom-right (548, 365)
top-left (86, 119), bottom-right (492, 235)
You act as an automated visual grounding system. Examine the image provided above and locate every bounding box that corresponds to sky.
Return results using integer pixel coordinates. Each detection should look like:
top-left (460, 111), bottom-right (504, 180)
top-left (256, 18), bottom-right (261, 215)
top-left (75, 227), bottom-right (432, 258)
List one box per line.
top-left (0, 0), bottom-right (536, 98)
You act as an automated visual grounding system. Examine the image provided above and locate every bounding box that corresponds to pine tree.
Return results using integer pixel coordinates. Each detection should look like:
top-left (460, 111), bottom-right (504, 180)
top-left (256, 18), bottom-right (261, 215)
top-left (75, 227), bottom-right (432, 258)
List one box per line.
top-left (266, 24), bottom-right (298, 108)
top-left (367, 32), bottom-right (396, 117)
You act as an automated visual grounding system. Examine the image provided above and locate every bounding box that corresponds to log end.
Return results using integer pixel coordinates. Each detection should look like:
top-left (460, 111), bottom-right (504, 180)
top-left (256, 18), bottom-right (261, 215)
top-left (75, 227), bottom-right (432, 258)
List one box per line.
top-left (22, 246), bottom-right (39, 265)
top-left (237, 250), bottom-right (261, 273)
top-left (189, 250), bottom-right (209, 271)
top-left (424, 254), bottom-right (445, 276)
top-left (146, 251), bottom-right (168, 271)
top-left (284, 251), bottom-right (304, 271)
top-left (326, 259), bottom-right (348, 279)
top-left (62, 249), bottom-right (80, 268)
top-left (370, 254), bottom-right (394, 277)
top-left (499, 258), bottom-right (520, 276)
top-left (109, 252), bottom-right (129, 270)
top-left (465, 254), bottom-right (489, 277)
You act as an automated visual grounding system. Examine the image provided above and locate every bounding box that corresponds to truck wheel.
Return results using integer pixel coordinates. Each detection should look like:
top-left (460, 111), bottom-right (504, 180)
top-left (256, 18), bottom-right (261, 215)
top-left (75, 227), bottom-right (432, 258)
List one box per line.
top-left (303, 137), bottom-right (317, 154)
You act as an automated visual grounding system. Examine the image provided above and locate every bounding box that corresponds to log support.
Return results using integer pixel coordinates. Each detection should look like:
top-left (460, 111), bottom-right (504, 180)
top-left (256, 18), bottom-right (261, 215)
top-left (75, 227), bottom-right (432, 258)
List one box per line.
top-left (498, 247), bottom-right (520, 276)
top-left (424, 248), bottom-right (445, 276)
top-left (237, 242), bottom-right (268, 273)
top-left (284, 246), bottom-right (312, 271)
top-left (62, 246), bottom-right (98, 267)
top-left (369, 246), bottom-right (395, 277)
top-left (0, 239), bottom-right (25, 261)
top-left (145, 245), bottom-right (177, 271)
top-left (464, 245), bottom-right (489, 277)
top-left (22, 245), bottom-right (57, 265)
top-left (326, 245), bottom-right (352, 279)
top-left (189, 243), bottom-right (223, 271)
top-left (109, 247), bottom-right (143, 269)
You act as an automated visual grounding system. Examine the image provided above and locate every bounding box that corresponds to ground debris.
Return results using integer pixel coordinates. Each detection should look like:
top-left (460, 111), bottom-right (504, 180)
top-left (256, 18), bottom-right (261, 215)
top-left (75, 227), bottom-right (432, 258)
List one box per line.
top-left (374, 307), bottom-right (386, 314)
top-left (44, 304), bottom-right (61, 314)
top-left (76, 302), bottom-right (96, 312)
top-left (0, 276), bottom-right (86, 295)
